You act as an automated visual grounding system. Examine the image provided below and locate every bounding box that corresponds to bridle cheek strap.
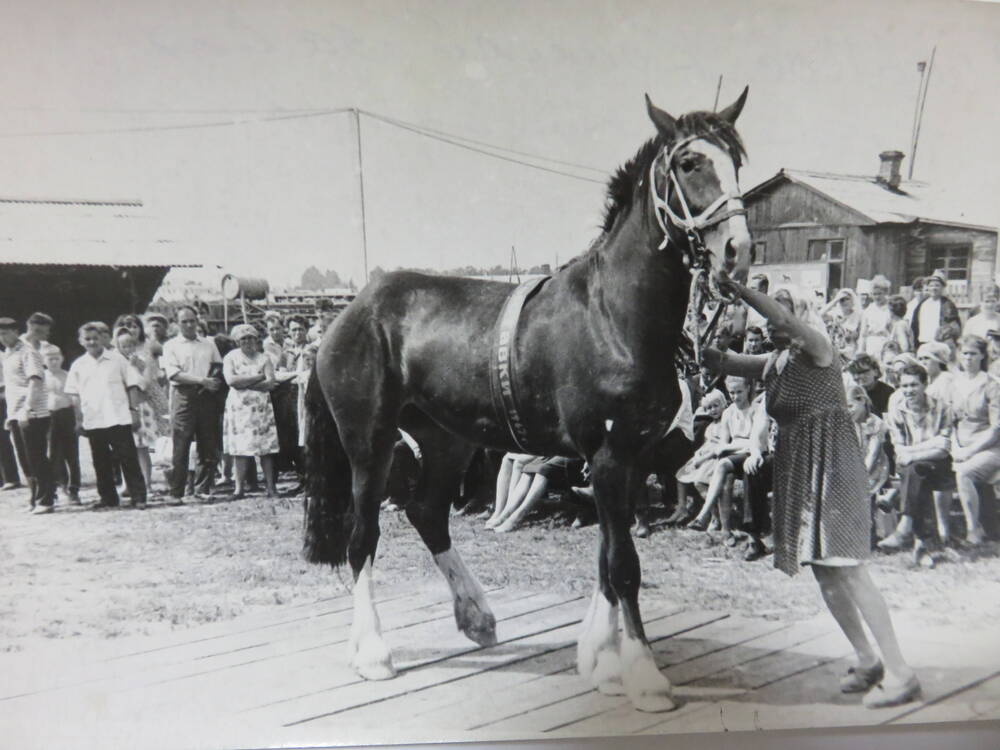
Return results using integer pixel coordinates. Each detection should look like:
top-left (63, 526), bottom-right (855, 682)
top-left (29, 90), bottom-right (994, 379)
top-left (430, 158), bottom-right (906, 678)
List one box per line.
top-left (648, 147), bottom-right (747, 253)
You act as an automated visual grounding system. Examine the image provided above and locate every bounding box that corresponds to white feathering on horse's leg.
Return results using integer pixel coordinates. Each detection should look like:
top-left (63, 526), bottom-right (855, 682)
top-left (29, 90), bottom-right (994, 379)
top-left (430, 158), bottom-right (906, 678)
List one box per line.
top-left (434, 548), bottom-right (497, 646)
top-left (577, 586), bottom-right (623, 694)
top-left (620, 630), bottom-right (675, 712)
top-left (349, 558), bottom-right (396, 680)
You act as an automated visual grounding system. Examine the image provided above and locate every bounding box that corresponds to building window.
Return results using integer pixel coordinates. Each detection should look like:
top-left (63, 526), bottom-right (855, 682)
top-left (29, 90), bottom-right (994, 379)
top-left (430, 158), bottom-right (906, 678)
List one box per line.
top-left (751, 241), bottom-right (767, 265)
top-left (807, 238), bottom-right (846, 262)
top-left (927, 244), bottom-right (971, 281)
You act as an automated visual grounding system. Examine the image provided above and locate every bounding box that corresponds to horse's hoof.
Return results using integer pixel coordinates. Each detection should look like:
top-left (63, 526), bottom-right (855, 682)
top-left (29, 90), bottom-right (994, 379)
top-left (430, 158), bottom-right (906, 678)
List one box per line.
top-left (351, 635), bottom-right (396, 681)
top-left (632, 691), bottom-right (677, 713)
top-left (592, 649), bottom-right (624, 695)
top-left (457, 603), bottom-right (497, 647)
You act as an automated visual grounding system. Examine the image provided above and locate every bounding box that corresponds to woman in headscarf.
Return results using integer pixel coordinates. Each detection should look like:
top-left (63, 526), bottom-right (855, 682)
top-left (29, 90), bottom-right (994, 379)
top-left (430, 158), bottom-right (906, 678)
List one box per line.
top-left (704, 279), bottom-right (920, 709)
top-left (916, 342), bottom-right (954, 402)
top-left (222, 324), bottom-right (280, 498)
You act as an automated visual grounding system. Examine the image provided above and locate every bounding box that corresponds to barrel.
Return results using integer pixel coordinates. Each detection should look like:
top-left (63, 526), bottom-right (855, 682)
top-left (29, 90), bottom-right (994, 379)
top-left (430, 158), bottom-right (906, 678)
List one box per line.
top-left (221, 275), bottom-right (270, 301)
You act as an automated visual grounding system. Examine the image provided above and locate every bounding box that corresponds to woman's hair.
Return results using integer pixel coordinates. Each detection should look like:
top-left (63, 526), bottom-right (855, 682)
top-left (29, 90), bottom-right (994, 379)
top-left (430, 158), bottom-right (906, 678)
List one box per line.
top-left (847, 352), bottom-right (882, 378)
top-left (114, 326), bottom-right (134, 340)
top-left (845, 384), bottom-right (873, 417)
top-left (871, 275), bottom-right (891, 291)
top-left (959, 334), bottom-right (989, 370)
top-left (888, 295), bottom-right (907, 319)
top-left (880, 339), bottom-right (902, 360)
top-left (113, 314), bottom-right (146, 342)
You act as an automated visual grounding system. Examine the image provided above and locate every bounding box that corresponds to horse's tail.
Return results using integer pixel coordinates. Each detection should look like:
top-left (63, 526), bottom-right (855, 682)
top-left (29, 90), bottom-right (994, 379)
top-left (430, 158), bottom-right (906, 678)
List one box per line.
top-left (302, 368), bottom-right (353, 567)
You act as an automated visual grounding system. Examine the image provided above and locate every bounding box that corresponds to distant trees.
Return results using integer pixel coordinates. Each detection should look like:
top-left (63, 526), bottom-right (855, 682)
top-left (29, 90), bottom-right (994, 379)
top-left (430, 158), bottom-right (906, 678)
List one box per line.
top-left (300, 266), bottom-right (346, 289)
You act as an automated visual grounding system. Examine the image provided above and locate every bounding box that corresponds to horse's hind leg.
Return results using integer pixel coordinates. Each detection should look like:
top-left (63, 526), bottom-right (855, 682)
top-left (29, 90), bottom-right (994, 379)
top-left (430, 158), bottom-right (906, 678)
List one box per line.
top-left (402, 414), bottom-right (497, 646)
top-left (339, 414), bottom-right (400, 680)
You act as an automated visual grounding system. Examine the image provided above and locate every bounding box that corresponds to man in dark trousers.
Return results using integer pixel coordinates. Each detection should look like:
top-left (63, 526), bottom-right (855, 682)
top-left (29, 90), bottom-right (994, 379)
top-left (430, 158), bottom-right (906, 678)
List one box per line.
top-left (162, 306), bottom-right (223, 500)
top-left (910, 269), bottom-right (961, 347)
top-left (0, 316), bottom-right (54, 512)
top-left (65, 323), bottom-right (148, 509)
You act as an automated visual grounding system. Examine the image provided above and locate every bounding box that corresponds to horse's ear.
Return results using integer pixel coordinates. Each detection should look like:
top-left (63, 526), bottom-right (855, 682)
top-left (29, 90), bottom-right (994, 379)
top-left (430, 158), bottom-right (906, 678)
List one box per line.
top-left (717, 86), bottom-right (749, 124)
top-left (645, 93), bottom-right (677, 139)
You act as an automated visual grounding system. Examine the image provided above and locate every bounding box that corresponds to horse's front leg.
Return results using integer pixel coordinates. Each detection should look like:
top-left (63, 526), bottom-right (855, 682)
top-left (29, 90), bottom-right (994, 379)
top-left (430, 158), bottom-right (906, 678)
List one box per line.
top-left (587, 449), bottom-right (676, 712)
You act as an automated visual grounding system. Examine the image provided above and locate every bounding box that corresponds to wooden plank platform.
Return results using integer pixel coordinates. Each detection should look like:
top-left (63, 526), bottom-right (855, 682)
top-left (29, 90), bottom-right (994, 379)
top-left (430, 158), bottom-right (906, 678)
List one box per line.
top-left (1, 585), bottom-right (997, 749)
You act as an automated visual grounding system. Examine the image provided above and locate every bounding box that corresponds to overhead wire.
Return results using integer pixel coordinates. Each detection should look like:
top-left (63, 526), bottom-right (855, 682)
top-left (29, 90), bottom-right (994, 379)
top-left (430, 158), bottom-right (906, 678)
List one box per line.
top-left (0, 104), bottom-right (608, 185)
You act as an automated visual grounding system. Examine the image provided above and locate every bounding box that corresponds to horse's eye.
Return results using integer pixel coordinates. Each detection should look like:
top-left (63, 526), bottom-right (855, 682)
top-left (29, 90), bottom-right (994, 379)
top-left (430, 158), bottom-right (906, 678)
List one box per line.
top-left (679, 158), bottom-right (697, 174)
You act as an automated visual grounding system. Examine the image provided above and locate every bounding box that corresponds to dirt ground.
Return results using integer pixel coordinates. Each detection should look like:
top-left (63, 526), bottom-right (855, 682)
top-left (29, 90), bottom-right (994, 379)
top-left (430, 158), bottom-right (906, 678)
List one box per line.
top-left (3, 480), bottom-right (1000, 654)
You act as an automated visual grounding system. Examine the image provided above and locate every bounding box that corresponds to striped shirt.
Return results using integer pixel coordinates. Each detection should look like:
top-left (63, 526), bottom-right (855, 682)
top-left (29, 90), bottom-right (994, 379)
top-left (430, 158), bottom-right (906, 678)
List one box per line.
top-left (886, 392), bottom-right (952, 452)
top-left (1, 335), bottom-right (50, 422)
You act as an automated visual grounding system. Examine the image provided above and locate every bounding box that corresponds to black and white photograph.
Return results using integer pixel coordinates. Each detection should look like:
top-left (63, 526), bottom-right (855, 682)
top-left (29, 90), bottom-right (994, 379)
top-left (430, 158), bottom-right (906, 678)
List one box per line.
top-left (1, 1), bottom-right (999, 748)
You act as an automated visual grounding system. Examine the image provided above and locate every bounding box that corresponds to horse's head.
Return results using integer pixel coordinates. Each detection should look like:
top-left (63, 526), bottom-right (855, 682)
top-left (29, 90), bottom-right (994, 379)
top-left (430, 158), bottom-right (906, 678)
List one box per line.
top-left (644, 89), bottom-right (752, 300)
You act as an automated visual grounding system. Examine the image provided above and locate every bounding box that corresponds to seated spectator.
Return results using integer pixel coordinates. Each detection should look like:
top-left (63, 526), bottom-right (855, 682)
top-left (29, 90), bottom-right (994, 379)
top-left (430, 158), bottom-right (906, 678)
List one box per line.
top-left (949, 335), bottom-right (1000, 546)
top-left (486, 452), bottom-right (535, 529)
top-left (741, 389), bottom-right (775, 560)
top-left (44, 346), bottom-right (81, 505)
top-left (916, 342), bottom-right (954, 402)
top-left (879, 363), bottom-right (953, 563)
top-left (491, 455), bottom-right (586, 533)
top-left (845, 353), bottom-right (894, 417)
top-left (65, 322), bottom-right (148, 510)
top-left (847, 385), bottom-right (890, 500)
top-left (963, 284), bottom-right (1000, 339)
top-left (684, 376), bottom-right (756, 542)
top-left (988, 329), bottom-right (1000, 380)
top-left (936, 323), bottom-right (961, 366)
top-left (880, 341), bottom-right (904, 388)
top-left (743, 325), bottom-right (768, 355)
top-left (675, 389), bottom-right (727, 529)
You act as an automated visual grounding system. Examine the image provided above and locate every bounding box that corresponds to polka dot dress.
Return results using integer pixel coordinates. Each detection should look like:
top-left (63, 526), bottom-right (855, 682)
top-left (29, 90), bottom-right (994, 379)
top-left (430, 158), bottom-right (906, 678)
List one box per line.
top-left (764, 350), bottom-right (872, 577)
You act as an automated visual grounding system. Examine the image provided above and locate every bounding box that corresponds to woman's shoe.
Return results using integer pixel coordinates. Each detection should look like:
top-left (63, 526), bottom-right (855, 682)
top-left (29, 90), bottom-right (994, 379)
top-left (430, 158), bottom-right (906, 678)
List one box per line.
top-left (862, 675), bottom-right (922, 709)
top-left (965, 528), bottom-right (987, 547)
top-left (686, 517), bottom-right (709, 532)
top-left (840, 661), bottom-right (884, 693)
top-left (877, 530), bottom-right (913, 551)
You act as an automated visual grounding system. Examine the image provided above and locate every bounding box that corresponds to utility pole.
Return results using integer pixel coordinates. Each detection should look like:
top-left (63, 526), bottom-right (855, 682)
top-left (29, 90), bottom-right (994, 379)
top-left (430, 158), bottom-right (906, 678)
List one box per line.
top-left (353, 108), bottom-right (370, 284)
top-left (909, 46), bottom-right (936, 180)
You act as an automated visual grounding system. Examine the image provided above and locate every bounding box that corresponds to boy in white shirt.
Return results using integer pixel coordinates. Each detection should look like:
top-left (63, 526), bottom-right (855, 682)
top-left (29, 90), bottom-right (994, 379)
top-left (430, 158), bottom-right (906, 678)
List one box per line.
top-left (44, 346), bottom-right (81, 505)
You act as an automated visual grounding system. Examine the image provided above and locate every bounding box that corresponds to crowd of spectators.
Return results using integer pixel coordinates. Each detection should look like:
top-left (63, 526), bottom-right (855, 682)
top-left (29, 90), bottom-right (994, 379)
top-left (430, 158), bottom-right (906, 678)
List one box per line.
top-left (0, 304), bottom-right (328, 513)
top-left (477, 269), bottom-right (999, 569)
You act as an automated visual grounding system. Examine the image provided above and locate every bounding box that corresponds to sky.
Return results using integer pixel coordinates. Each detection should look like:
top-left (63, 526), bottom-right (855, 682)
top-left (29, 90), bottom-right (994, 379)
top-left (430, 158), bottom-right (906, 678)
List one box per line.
top-left (0, 0), bottom-right (998, 288)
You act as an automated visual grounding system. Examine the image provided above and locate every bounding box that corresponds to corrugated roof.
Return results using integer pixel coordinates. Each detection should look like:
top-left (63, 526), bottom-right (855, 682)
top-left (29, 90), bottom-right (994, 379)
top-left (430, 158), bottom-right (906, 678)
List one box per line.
top-left (0, 198), bottom-right (201, 267)
top-left (746, 169), bottom-right (998, 232)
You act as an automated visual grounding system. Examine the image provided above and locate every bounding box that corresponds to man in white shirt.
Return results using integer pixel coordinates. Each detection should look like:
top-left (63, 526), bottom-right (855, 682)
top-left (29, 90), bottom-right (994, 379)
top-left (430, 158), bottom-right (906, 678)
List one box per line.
top-left (0, 321), bottom-right (23, 491)
top-left (65, 322), bottom-right (148, 509)
top-left (1, 315), bottom-right (55, 513)
top-left (161, 305), bottom-right (223, 500)
top-left (910, 270), bottom-right (961, 346)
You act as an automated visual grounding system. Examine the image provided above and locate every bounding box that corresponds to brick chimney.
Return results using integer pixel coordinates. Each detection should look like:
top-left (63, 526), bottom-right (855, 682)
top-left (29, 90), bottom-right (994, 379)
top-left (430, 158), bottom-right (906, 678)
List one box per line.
top-left (877, 150), bottom-right (904, 189)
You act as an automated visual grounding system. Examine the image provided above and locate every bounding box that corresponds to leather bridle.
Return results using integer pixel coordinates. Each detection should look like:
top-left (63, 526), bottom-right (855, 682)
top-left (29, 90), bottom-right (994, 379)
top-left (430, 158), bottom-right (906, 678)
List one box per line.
top-left (648, 132), bottom-right (747, 369)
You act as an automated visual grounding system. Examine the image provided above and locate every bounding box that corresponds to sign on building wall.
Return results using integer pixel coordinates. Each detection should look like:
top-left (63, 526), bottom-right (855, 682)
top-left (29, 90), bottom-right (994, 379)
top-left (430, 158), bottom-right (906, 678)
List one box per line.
top-left (752, 262), bottom-right (830, 297)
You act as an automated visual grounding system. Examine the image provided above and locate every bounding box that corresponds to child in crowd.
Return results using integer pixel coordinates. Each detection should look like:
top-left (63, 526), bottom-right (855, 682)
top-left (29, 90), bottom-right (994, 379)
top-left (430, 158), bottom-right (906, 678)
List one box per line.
top-left (675, 389), bottom-right (727, 530)
top-left (44, 346), bottom-right (81, 505)
top-left (847, 385), bottom-right (890, 502)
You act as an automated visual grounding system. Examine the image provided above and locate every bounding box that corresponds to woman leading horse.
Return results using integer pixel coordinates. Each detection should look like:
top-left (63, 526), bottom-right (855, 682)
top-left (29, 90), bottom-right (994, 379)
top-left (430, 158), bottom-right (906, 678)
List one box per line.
top-left (304, 91), bottom-right (752, 712)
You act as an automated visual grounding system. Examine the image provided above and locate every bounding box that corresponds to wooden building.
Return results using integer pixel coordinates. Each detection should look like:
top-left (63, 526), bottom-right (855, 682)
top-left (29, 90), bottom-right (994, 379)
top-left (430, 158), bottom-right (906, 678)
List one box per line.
top-left (743, 152), bottom-right (999, 305)
top-left (0, 197), bottom-right (198, 356)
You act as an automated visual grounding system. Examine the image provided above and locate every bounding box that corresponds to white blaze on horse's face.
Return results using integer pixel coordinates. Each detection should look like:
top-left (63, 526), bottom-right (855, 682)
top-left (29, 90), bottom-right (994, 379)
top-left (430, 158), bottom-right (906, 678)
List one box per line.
top-left (687, 140), bottom-right (752, 288)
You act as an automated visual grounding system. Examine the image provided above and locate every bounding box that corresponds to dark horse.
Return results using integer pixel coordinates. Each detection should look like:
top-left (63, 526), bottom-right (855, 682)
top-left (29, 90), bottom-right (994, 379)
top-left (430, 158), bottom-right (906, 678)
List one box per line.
top-left (304, 91), bottom-right (752, 712)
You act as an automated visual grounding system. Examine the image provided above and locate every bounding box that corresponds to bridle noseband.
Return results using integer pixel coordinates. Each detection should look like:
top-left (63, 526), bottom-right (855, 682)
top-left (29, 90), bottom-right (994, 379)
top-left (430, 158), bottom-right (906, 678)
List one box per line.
top-left (648, 133), bottom-right (747, 370)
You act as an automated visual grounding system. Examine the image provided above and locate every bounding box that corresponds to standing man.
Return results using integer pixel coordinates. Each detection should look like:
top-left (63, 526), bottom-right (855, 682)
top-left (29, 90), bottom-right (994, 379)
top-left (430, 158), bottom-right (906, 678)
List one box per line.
top-left (0, 316), bottom-right (55, 513)
top-left (143, 312), bottom-right (170, 346)
top-left (162, 305), bottom-right (223, 500)
top-left (308, 299), bottom-right (336, 342)
top-left (285, 316), bottom-right (311, 372)
top-left (905, 277), bottom-right (925, 324)
top-left (65, 323), bottom-right (148, 509)
top-left (0, 332), bottom-right (22, 491)
top-left (911, 269), bottom-right (961, 347)
top-left (262, 314), bottom-right (290, 371)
